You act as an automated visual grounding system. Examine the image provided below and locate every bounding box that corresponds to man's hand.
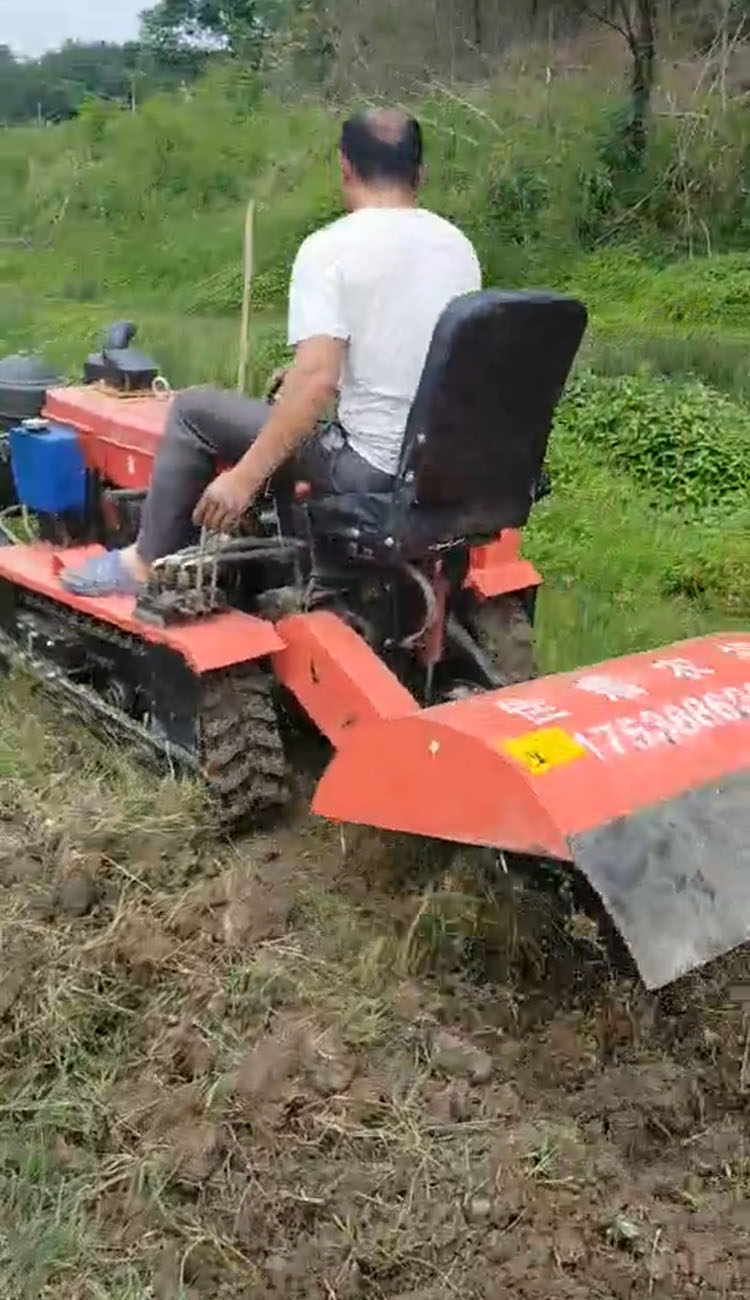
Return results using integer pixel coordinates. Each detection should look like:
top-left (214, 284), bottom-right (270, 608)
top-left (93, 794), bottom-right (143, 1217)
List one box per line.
top-left (193, 466), bottom-right (258, 533)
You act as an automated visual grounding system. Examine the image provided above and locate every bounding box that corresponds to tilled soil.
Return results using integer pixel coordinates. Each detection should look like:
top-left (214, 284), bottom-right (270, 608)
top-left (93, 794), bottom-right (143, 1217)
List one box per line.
top-left (0, 715), bottom-right (749, 1299)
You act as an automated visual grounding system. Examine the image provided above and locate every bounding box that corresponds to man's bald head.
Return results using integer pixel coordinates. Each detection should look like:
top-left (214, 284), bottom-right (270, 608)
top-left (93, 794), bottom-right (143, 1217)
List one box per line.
top-left (340, 109), bottom-right (424, 190)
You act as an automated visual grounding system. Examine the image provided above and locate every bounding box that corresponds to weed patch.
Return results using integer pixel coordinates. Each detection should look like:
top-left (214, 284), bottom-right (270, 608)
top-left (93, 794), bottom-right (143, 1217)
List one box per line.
top-left (555, 370), bottom-right (750, 510)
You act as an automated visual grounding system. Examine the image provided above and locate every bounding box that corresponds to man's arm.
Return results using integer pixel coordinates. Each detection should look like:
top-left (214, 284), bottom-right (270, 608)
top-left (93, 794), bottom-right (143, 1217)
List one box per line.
top-left (193, 335), bottom-right (343, 533)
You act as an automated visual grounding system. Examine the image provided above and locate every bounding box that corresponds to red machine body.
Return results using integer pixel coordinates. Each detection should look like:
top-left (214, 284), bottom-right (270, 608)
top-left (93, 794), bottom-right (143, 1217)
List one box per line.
top-left (0, 317), bottom-right (741, 994)
top-left (0, 540), bottom-right (283, 672)
top-left (44, 386), bottom-right (169, 492)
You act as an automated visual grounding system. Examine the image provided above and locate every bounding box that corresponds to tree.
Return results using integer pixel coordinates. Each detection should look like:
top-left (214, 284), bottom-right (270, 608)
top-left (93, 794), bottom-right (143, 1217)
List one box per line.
top-left (588, 2), bottom-right (657, 161)
top-left (0, 38), bottom-right (206, 125)
top-left (472, 0), bottom-right (484, 48)
top-left (140, 0), bottom-right (286, 64)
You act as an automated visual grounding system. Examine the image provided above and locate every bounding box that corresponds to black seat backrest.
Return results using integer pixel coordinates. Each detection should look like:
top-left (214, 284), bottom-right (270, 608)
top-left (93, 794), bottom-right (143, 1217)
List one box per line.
top-left (395, 290), bottom-right (587, 535)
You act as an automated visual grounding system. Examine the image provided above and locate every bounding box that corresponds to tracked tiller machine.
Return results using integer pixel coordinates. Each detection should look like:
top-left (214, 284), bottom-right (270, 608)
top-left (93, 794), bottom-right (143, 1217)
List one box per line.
top-left (0, 294), bottom-right (747, 990)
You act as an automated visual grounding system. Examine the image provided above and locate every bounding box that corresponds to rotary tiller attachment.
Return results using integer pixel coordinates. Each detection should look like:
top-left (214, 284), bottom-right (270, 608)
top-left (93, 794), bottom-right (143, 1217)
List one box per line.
top-left (314, 633), bottom-right (750, 989)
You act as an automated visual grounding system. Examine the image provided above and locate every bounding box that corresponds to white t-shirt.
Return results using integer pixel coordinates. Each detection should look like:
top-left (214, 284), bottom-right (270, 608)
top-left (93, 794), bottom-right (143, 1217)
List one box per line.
top-left (287, 207), bottom-right (482, 476)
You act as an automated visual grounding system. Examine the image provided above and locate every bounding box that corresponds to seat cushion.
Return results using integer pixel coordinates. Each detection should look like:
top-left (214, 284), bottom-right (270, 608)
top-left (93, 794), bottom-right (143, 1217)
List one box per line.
top-left (307, 491), bottom-right (530, 558)
top-left (307, 492), bottom-right (394, 542)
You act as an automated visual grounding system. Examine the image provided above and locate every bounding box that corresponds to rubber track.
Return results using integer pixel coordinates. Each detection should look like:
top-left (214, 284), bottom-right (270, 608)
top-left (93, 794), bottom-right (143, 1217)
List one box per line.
top-left (198, 663), bottom-right (288, 824)
top-left (4, 591), bottom-right (288, 827)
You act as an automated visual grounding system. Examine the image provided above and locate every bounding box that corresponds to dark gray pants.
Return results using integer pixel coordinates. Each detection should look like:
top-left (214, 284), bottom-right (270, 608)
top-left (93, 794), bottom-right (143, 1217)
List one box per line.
top-left (137, 385), bottom-right (393, 563)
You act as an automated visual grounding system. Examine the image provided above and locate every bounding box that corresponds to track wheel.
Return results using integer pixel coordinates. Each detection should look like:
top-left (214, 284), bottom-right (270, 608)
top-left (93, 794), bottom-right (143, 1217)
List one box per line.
top-left (198, 663), bottom-right (289, 827)
top-left (468, 592), bottom-right (537, 684)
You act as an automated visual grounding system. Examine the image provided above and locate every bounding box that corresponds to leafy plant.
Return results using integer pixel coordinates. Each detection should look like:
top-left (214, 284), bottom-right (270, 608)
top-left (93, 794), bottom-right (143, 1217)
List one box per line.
top-left (554, 370), bottom-right (750, 509)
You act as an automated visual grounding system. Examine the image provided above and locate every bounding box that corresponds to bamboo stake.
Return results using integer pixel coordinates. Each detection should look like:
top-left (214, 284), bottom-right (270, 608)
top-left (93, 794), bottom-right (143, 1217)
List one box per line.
top-left (236, 199), bottom-right (255, 394)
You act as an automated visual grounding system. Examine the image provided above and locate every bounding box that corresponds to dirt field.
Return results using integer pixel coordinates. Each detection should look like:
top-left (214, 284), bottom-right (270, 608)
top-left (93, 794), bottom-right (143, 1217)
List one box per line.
top-left (0, 680), bottom-right (749, 1300)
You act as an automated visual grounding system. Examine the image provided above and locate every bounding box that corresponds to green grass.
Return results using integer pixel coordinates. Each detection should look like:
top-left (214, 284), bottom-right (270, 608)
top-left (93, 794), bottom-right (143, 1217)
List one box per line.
top-left (583, 323), bottom-right (750, 399)
top-left (530, 465), bottom-right (746, 674)
top-left (0, 294), bottom-right (287, 393)
top-left (0, 1149), bottom-right (95, 1300)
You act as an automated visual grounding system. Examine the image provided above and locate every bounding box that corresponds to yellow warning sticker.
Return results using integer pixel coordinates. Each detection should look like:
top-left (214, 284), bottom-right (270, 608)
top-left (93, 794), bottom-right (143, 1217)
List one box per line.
top-left (502, 727), bottom-right (587, 776)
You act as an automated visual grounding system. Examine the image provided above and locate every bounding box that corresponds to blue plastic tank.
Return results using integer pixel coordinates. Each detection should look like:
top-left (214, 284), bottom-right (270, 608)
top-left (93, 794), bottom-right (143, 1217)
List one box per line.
top-left (9, 421), bottom-right (87, 514)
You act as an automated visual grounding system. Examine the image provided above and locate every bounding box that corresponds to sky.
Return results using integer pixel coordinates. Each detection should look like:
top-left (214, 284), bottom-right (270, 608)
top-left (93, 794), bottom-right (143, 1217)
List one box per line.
top-left (0, 0), bottom-right (143, 57)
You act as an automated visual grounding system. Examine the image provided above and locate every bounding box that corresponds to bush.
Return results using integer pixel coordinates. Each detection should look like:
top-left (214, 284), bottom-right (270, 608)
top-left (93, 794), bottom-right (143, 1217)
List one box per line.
top-left (554, 370), bottom-right (750, 509)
